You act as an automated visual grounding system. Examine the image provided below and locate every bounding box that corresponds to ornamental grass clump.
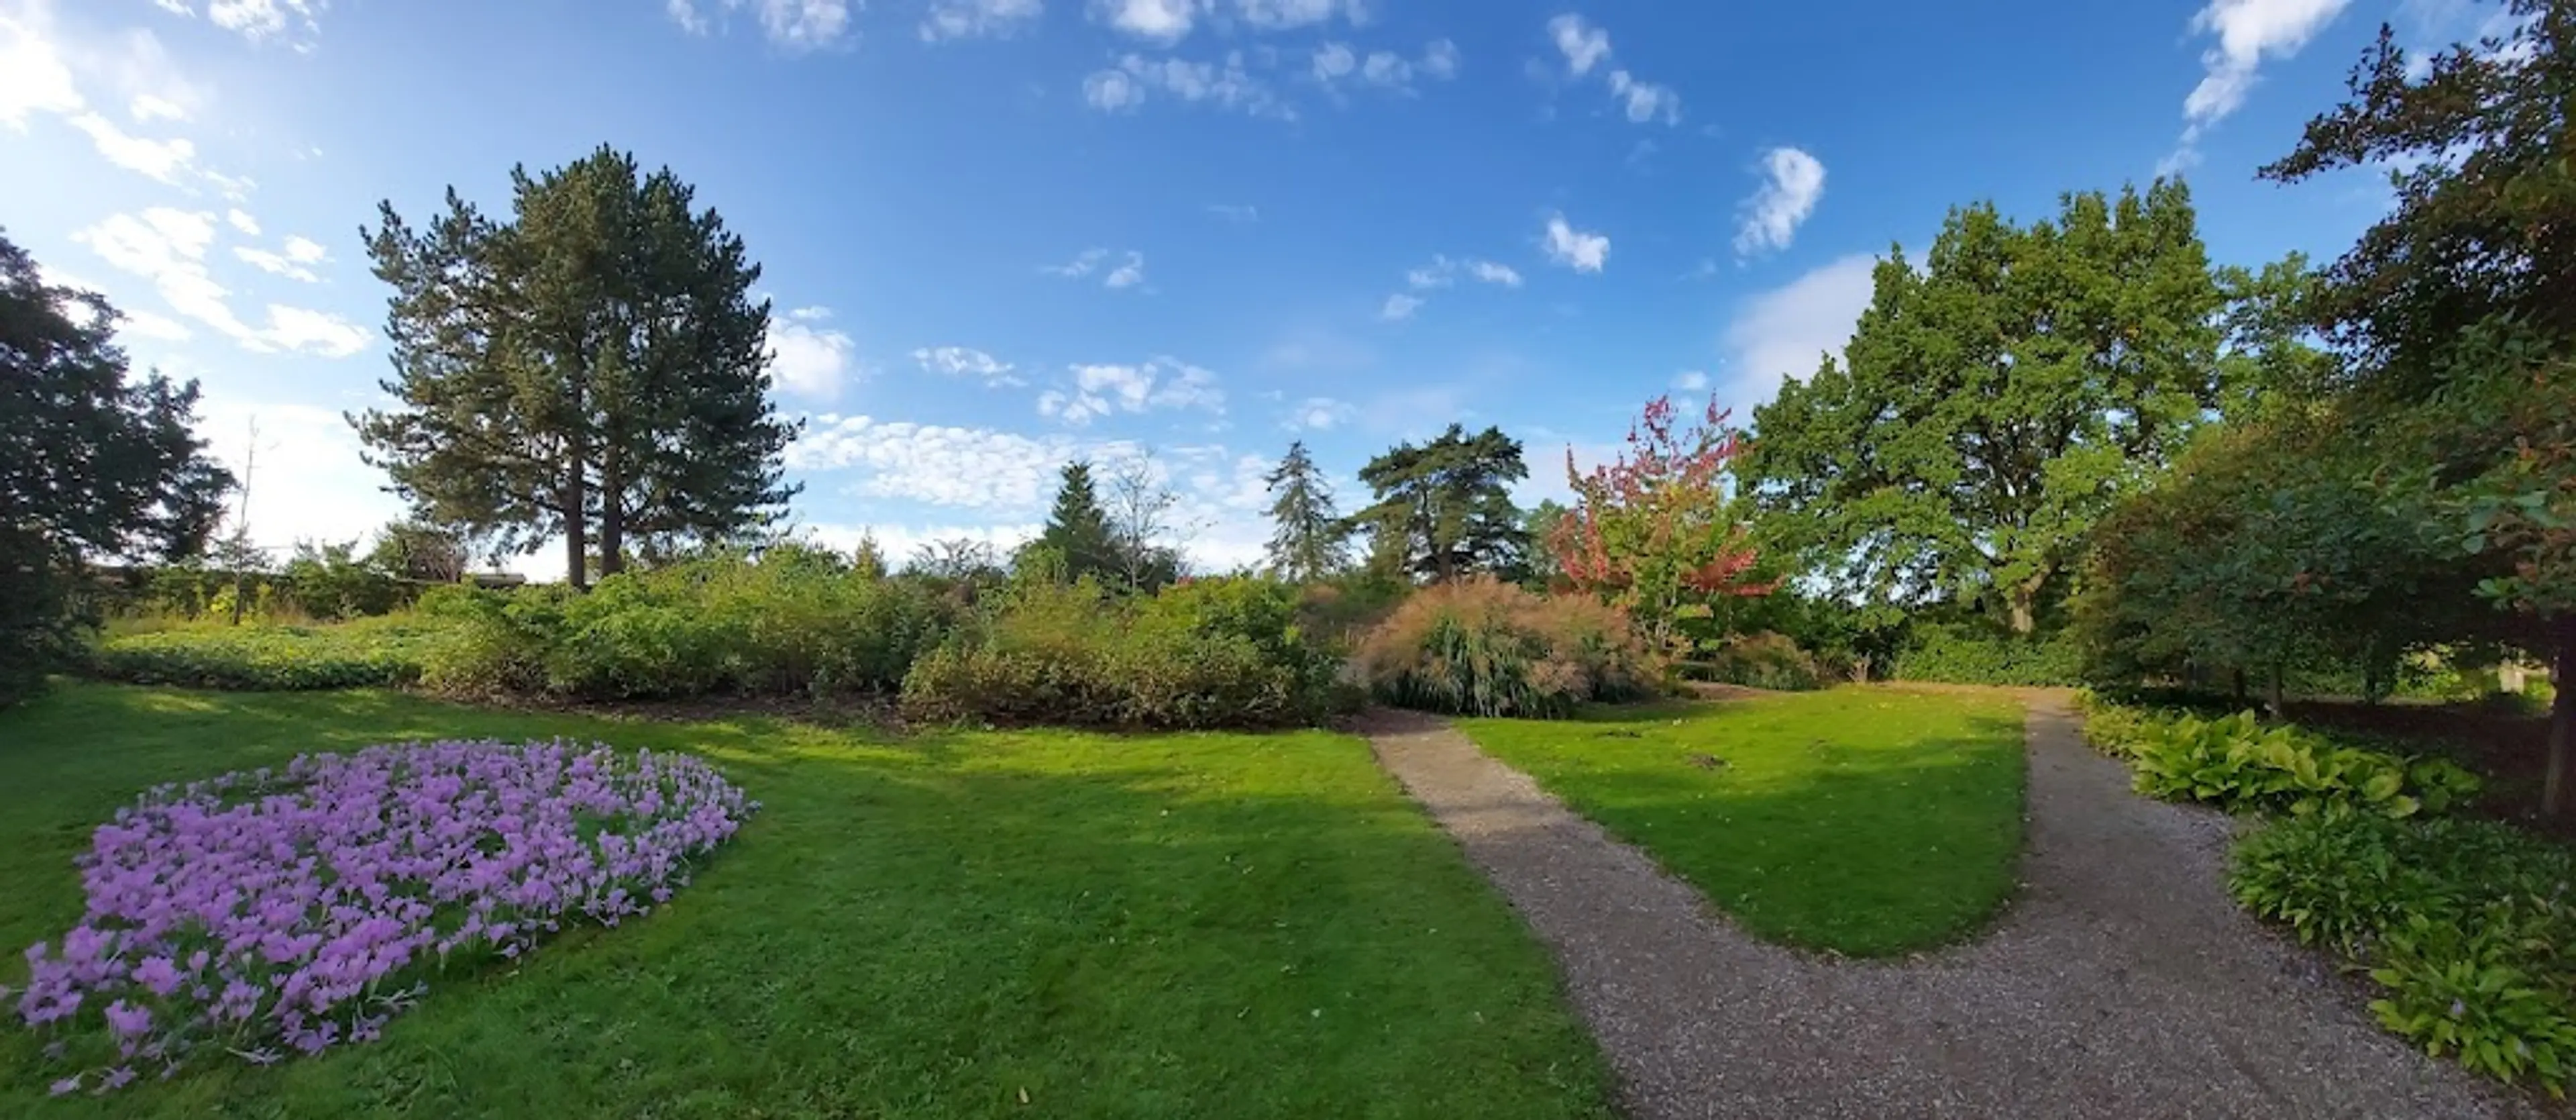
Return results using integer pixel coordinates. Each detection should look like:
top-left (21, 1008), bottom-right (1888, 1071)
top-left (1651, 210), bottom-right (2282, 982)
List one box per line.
top-left (7, 740), bottom-right (757, 1095)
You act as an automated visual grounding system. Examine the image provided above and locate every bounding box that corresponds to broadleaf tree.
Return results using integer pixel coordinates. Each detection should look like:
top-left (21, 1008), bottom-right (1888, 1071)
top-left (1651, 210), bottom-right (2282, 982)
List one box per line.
top-left (1548, 395), bottom-right (1772, 649)
top-left (0, 231), bottom-right (234, 702)
top-left (354, 145), bottom-right (799, 589)
top-left (1263, 441), bottom-right (1349, 582)
top-left (1743, 180), bottom-right (2225, 633)
top-left (2259, 1), bottom-right (2576, 811)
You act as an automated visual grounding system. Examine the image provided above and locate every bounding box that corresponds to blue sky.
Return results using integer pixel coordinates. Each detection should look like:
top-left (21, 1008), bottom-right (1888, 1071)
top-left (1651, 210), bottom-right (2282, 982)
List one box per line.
top-left (0, 0), bottom-right (2492, 573)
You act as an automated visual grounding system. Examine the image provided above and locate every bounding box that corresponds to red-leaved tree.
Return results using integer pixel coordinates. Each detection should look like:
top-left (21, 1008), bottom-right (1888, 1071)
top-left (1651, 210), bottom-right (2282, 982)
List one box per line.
top-left (1548, 395), bottom-right (1773, 650)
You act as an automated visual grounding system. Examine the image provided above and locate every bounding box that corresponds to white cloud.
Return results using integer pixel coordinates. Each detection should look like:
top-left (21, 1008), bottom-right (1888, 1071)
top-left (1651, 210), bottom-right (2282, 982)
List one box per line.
top-left (1283, 396), bottom-right (1354, 430)
top-left (1083, 68), bottom-right (1147, 110)
top-left (1387, 254), bottom-right (1520, 319)
top-left (1542, 213), bottom-right (1609, 273)
top-left (282, 234), bottom-right (325, 263)
top-left (1721, 252), bottom-right (1878, 407)
top-left (920, 0), bottom-right (1042, 40)
top-left (233, 246), bottom-right (318, 283)
top-left (1672, 369), bottom-right (1709, 391)
top-left (225, 209), bottom-right (260, 236)
top-left (769, 305), bottom-right (857, 399)
top-left (205, 0), bottom-right (327, 45)
top-left (1093, 0), bottom-right (1201, 42)
top-left (1543, 13), bottom-right (1680, 125)
top-left (119, 308), bottom-right (194, 342)
top-left (1735, 146), bottom-right (1826, 256)
top-left (0, 4), bottom-right (80, 128)
top-left (1044, 246), bottom-right (1148, 289)
top-left (73, 207), bottom-right (373, 357)
top-left (1379, 292), bottom-right (1423, 321)
top-left (912, 345), bottom-right (1020, 383)
top-left (64, 112), bottom-right (197, 183)
top-left (1038, 357), bottom-right (1225, 426)
top-left (1104, 250), bottom-right (1146, 289)
top-left (1205, 203), bottom-right (1259, 221)
top-left (1604, 68), bottom-right (1678, 123)
top-left (1083, 51), bottom-right (1288, 118)
top-left (1547, 13), bottom-right (1611, 76)
top-left (2172, 0), bottom-right (2353, 162)
top-left (192, 399), bottom-right (406, 556)
top-left (1314, 39), bottom-right (1461, 93)
top-left (1228, 0), bottom-right (1358, 32)
top-left (127, 93), bottom-right (185, 122)
top-left (667, 0), bottom-right (853, 48)
top-left (789, 416), bottom-right (1082, 507)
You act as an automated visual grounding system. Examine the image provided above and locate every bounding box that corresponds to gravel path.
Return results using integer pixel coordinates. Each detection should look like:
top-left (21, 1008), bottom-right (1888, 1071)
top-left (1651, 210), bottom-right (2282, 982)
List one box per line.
top-left (1358, 695), bottom-right (2542, 1120)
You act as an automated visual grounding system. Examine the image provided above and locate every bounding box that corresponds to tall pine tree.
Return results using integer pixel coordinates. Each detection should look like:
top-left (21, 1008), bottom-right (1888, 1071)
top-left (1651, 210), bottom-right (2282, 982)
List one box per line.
top-left (354, 146), bottom-right (798, 588)
top-left (1263, 441), bottom-right (1348, 582)
top-left (1033, 461), bottom-right (1117, 583)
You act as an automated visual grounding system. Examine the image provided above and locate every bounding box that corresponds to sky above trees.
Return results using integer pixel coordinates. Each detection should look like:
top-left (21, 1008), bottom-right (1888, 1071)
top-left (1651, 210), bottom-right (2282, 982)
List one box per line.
top-left (0, 0), bottom-right (2492, 574)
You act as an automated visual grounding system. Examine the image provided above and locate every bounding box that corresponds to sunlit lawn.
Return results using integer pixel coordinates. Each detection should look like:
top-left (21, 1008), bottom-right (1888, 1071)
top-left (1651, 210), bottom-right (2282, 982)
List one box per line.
top-left (1461, 687), bottom-right (2028, 957)
top-left (0, 682), bottom-right (1613, 1119)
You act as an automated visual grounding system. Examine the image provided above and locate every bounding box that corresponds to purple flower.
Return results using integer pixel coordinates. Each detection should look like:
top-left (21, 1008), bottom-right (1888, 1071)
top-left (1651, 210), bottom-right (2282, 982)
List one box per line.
top-left (49, 1075), bottom-right (80, 1097)
top-left (11, 740), bottom-right (754, 1090)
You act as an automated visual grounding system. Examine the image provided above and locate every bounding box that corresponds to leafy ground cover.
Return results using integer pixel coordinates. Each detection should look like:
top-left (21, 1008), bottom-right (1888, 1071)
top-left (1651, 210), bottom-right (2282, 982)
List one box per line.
top-left (87, 616), bottom-right (456, 691)
top-left (1460, 687), bottom-right (2028, 956)
top-left (0, 682), bottom-right (1613, 1119)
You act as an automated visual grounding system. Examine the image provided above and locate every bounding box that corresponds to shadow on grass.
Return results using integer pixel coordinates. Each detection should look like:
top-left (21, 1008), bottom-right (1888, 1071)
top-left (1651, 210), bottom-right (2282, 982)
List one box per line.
top-left (1459, 690), bottom-right (2031, 958)
top-left (0, 682), bottom-right (1617, 1120)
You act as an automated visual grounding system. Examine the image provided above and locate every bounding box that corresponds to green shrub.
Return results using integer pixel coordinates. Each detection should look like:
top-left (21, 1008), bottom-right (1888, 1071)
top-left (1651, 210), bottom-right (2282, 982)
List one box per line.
top-left (2119, 708), bottom-right (2480, 819)
top-left (1351, 577), bottom-right (1656, 719)
top-left (900, 576), bottom-right (1338, 729)
top-left (87, 615), bottom-right (453, 691)
top-left (1891, 623), bottom-right (2082, 686)
top-left (2231, 813), bottom-right (2576, 1095)
top-left (1678, 630), bottom-right (1829, 691)
top-left (421, 548), bottom-right (953, 700)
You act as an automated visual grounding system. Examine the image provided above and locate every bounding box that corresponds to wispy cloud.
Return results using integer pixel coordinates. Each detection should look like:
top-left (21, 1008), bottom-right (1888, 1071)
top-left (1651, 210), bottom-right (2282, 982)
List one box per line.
top-left (912, 345), bottom-right (1023, 385)
top-left (1542, 13), bottom-right (1679, 124)
top-left (920, 0), bottom-right (1042, 40)
top-left (1037, 357), bottom-right (1225, 426)
top-left (2165, 0), bottom-right (2353, 170)
top-left (74, 207), bottom-right (371, 357)
top-left (667, 0), bottom-right (853, 49)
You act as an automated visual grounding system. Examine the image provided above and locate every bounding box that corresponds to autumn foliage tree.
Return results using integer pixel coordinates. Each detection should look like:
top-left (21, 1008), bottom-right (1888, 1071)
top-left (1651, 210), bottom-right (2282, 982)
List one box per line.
top-left (1548, 395), bottom-right (1772, 649)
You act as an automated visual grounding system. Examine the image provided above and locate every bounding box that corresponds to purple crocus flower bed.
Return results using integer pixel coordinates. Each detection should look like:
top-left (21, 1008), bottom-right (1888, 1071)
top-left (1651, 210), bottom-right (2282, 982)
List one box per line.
top-left (6, 740), bottom-right (757, 1095)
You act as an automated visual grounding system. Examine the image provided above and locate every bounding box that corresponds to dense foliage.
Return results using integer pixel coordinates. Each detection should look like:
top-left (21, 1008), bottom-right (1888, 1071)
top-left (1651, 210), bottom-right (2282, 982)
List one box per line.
top-left (89, 617), bottom-right (453, 691)
top-left (11, 740), bottom-right (753, 1092)
top-left (356, 146), bottom-right (797, 589)
top-left (1352, 577), bottom-right (1655, 717)
top-left (419, 545), bottom-right (951, 699)
top-left (0, 233), bottom-right (234, 707)
top-left (2231, 813), bottom-right (2576, 1095)
top-left (901, 576), bottom-right (1340, 730)
top-left (1890, 623), bottom-right (2083, 688)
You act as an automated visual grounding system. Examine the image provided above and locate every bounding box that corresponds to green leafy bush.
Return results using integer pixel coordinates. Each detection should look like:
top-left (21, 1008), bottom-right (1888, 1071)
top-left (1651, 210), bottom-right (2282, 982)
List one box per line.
top-left (421, 546), bottom-right (953, 700)
top-left (1890, 623), bottom-right (2082, 686)
top-left (1351, 576), bottom-right (1656, 718)
top-left (2231, 813), bottom-right (2576, 1094)
top-left (1678, 630), bottom-right (1830, 691)
top-left (2116, 708), bottom-right (2480, 819)
top-left (900, 576), bottom-right (1339, 729)
top-left (87, 615), bottom-right (453, 691)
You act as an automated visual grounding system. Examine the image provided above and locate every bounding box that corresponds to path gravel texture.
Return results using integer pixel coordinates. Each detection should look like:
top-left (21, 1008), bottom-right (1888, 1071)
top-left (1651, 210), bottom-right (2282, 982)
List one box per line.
top-left (1358, 695), bottom-right (2544, 1120)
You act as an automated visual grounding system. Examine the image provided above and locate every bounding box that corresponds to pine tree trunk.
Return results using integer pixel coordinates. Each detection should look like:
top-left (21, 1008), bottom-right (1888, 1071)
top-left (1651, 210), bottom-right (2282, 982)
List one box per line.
top-left (598, 444), bottom-right (625, 580)
top-left (564, 434), bottom-right (589, 592)
top-left (2231, 667), bottom-right (2248, 706)
top-left (2544, 614), bottom-right (2575, 818)
top-left (2267, 661), bottom-right (2286, 721)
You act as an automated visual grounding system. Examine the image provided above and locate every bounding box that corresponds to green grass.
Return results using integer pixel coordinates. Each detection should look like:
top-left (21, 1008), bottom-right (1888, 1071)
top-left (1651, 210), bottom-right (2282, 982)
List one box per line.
top-left (1460, 686), bottom-right (2029, 957)
top-left (0, 682), bottom-right (1613, 1119)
